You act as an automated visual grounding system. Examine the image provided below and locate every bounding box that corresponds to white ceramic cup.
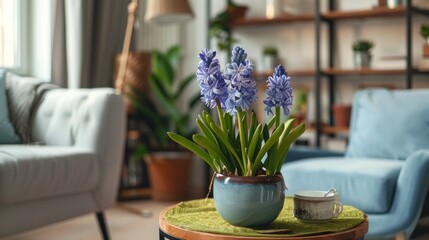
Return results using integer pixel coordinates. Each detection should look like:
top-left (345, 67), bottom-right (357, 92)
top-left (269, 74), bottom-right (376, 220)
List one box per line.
top-left (293, 189), bottom-right (343, 221)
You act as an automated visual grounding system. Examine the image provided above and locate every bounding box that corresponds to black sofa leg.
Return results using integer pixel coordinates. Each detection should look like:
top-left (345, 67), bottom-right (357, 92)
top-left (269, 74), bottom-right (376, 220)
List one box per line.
top-left (96, 212), bottom-right (110, 240)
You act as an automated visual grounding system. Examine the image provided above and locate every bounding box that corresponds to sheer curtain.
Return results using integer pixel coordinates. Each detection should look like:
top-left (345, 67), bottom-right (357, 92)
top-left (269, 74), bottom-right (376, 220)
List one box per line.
top-left (51, 0), bottom-right (128, 88)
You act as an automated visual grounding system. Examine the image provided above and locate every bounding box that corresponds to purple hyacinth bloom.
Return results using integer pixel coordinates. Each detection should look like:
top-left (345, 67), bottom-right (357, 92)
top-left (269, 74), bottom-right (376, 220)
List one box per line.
top-left (196, 49), bottom-right (227, 109)
top-left (223, 46), bottom-right (257, 115)
top-left (263, 65), bottom-right (293, 116)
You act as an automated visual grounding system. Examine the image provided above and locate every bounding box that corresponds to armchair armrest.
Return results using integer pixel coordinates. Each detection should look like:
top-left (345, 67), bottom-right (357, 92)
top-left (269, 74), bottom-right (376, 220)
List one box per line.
top-left (32, 88), bottom-right (126, 209)
top-left (285, 146), bottom-right (344, 163)
top-left (369, 149), bottom-right (429, 238)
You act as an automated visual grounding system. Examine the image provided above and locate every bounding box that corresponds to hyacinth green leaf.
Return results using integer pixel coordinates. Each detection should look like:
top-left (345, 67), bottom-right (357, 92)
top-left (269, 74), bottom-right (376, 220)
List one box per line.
top-left (199, 113), bottom-right (234, 170)
top-left (248, 111), bottom-right (258, 141)
top-left (267, 115), bottom-right (277, 129)
top-left (202, 111), bottom-right (240, 172)
top-left (262, 124), bottom-right (270, 142)
top-left (167, 132), bottom-right (217, 171)
top-left (275, 123), bottom-right (306, 173)
top-left (274, 119), bottom-right (295, 159)
top-left (242, 110), bottom-right (248, 144)
top-left (224, 113), bottom-right (235, 141)
top-left (253, 124), bottom-right (285, 175)
top-left (248, 124), bottom-right (262, 163)
top-left (209, 122), bottom-right (244, 173)
top-left (196, 118), bottom-right (217, 144)
top-left (267, 119), bottom-right (295, 172)
top-left (192, 134), bottom-right (230, 172)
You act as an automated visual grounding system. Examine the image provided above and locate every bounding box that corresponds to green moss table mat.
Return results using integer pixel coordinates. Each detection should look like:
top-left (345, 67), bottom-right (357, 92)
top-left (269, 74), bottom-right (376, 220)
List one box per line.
top-left (163, 198), bottom-right (366, 238)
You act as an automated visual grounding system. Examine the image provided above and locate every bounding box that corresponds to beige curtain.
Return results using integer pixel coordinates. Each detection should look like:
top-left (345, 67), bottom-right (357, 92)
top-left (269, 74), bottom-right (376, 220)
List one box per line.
top-left (51, 0), bottom-right (128, 88)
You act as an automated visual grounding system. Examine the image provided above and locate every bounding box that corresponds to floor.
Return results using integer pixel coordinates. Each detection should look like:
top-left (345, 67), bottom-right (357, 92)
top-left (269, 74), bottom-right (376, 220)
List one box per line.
top-left (2, 200), bottom-right (177, 240)
top-left (3, 200), bottom-right (429, 240)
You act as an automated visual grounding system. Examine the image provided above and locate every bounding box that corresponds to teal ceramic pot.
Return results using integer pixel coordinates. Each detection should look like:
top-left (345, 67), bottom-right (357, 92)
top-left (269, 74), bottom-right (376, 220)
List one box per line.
top-left (213, 173), bottom-right (285, 227)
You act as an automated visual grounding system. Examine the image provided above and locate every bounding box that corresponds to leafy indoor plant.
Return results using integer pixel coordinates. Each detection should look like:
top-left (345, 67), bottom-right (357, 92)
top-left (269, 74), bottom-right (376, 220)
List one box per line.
top-left (420, 24), bottom-right (429, 43)
top-left (129, 45), bottom-right (200, 201)
top-left (421, 24), bottom-right (429, 59)
top-left (209, 0), bottom-right (248, 52)
top-left (262, 46), bottom-right (279, 72)
top-left (352, 39), bottom-right (374, 68)
top-left (168, 46), bottom-right (305, 227)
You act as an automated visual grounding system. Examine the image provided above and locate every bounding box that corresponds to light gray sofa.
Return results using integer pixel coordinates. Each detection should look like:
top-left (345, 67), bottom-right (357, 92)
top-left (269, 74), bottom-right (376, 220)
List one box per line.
top-left (0, 86), bottom-right (126, 239)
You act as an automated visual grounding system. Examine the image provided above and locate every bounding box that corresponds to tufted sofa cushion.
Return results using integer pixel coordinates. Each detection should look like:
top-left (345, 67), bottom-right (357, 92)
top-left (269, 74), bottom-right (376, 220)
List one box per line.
top-left (32, 88), bottom-right (116, 148)
top-left (0, 145), bottom-right (99, 205)
top-left (346, 89), bottom-right (429, 159)
top-left (282, 157), bottom-right (403, 213)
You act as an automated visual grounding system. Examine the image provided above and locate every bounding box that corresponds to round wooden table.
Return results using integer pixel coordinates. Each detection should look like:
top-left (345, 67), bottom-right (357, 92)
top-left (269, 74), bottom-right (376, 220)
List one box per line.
top-left (159, 205), bottom-right (368, 240)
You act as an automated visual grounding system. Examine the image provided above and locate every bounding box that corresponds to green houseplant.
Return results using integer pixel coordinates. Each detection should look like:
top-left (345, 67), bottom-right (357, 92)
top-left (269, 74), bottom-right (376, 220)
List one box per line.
top-left (209, 0), bottom-right (248, 52)
top-left (129, 45), bottom-right (200, 201)
top-left (168, 46), bottom-right (305, 227)
top-left (352, 39), bottom-right (374, 68)
top-left (421, 24), bottom-right (429, 59)
top-left (262, 46), bottom-right (279, 72)
top-left (420, 24), bottom-right (429, 43)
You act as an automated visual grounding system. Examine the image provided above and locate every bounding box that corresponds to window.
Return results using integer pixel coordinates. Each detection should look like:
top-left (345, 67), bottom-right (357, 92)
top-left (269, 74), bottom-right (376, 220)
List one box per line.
top-left (0, 0), bottom-right (18, 68)
top-left (0, 0), bottom-right (27, 73)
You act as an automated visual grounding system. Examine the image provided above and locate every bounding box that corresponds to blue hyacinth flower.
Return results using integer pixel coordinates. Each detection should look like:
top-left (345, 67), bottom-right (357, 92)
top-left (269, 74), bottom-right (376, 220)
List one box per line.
top-left (263, 64), bottom-right (293, 116)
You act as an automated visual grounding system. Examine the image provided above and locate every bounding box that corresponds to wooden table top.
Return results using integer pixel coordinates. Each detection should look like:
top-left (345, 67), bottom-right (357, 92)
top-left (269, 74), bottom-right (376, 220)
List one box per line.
top-left (159, 205), bottom-right (369, 240)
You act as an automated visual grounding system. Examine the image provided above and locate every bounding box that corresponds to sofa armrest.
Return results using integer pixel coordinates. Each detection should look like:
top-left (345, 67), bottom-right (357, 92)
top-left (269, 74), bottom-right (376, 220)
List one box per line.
top-left (32, 88), bottom-right (126, 209)
top-left (369, 149), bottom-right (429, 238)
top-left (285, 146), bottom-right (344, 163)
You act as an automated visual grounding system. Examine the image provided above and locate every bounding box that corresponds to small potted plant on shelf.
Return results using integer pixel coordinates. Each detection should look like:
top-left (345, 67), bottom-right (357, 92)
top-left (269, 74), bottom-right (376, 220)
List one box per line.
top-left (291, 86), bottom-right (307, 128)
top-left (421, 24), bottom-right (429, 58)
top-left (352, 39), bottom-right (374, 68)
top-left (168, 46), bottom-right (305, 227)
top-left (262, 46), bottom-right (279, 72)
top-left (129, 45), bottom-right (200, 201)
top-left (209, 0), bottom-right (248, 52)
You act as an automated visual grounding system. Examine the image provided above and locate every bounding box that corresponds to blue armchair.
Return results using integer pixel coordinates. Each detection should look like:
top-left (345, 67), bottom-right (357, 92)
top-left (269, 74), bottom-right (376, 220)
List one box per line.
top-left (281, 89), bottom-right (429, 239)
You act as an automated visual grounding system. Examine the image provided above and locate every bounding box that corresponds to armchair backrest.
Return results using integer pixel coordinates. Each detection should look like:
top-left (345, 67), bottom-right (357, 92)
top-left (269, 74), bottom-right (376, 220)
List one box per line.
top-left (346, 89), bottom-right (429, 160)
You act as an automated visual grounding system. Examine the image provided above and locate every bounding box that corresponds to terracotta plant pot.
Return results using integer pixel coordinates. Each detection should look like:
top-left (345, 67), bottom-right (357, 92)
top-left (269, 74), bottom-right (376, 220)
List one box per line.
top-left (145, 152), bottom-right (192, 201)
top-left (332, 105), bottom-right (352, 128)
top-left (423, 43), bottom-right (429, 58)
top-left (227, 5), bottom-right (248, 21)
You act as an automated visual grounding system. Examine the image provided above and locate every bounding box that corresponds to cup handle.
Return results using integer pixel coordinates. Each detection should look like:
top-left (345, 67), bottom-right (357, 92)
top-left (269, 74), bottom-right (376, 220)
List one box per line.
top-left (333, 202), bottom-right (343, 218)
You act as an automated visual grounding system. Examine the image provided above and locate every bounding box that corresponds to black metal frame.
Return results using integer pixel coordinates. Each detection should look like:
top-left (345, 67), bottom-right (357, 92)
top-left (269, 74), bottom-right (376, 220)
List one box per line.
top-left (205, 0), bottom-right (429, 146)
top-left (96, 212), bottom-right (110, 240)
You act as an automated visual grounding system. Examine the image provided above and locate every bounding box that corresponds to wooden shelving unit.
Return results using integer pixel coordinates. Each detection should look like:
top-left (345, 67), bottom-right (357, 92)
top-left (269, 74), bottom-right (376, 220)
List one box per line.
top-left (254, 69), bottom-right (315, 79)
top-left (321, 126), bottom-right (349, 134)
top-left (322, 68), bottom-right (406, 76)
top-left (208, 0), bottom-right (429, 148)
top-left (322, 6), bottom-right (405, 20)
top-left (231, 14), bottom-right (314, 28)
top-left (314, 0), bottom-right (429, 146)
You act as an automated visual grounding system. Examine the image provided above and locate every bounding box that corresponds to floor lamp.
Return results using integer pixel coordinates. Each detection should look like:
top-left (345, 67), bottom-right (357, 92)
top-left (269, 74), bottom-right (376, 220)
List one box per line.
top-left (115, 0), bottom-right (193, 93)
top-left (116, 0), bottom-right (193, 214)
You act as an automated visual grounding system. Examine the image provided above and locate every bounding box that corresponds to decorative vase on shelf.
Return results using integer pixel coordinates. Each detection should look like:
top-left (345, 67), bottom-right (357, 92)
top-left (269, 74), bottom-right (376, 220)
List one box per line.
top-left (352, 39), bottom-right (374, 69)
top-left (354, 52), bottom-right (372, 68)
top-left (262, 46), bottom-right (279, 72)
top-left (213, 173), bottom-right (285, 227)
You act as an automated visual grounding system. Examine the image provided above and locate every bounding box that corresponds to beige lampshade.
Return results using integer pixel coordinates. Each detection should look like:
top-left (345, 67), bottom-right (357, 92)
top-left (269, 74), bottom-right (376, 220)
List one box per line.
top-left (145, 0), bottom-right (193, 23)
